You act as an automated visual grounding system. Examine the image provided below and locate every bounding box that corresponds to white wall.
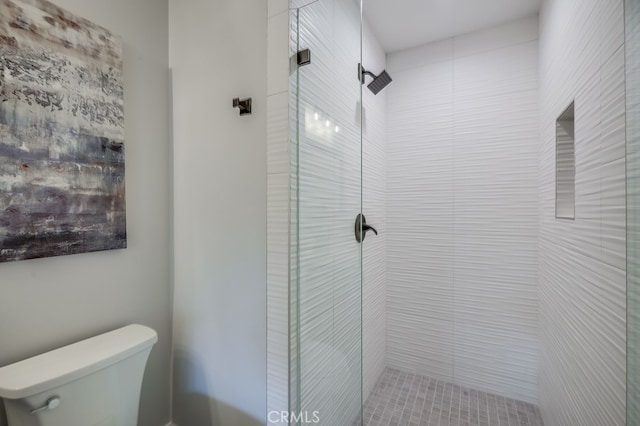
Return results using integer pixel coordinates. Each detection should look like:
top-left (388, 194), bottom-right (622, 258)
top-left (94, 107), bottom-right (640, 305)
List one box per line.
top-left (538, 0), bottom-right (626, 424)
top-left (627, 0), bottom-right (640, 421)
top-left (169, 0), bottom-right (267, 424)
top-left (0, 0), bottom-right (173, 425)
top-left (385, 16), bottom-right (539, 403)
top-left (362, 20), bottom-right (387, 400)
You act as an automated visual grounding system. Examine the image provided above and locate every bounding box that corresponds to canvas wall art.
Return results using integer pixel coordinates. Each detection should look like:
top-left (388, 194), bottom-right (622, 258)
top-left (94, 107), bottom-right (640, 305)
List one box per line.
top-left (0, 0), bottom-right (126, 262)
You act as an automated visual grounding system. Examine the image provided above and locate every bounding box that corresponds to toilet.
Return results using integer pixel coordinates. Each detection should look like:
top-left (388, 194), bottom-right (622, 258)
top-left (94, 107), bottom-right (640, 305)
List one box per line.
top-left (0, 324), bottom-right (157, 426)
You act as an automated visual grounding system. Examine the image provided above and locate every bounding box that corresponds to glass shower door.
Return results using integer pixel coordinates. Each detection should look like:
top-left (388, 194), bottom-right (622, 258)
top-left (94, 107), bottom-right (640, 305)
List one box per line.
top-left (627, 0), bottom-right (639, 422)
top-left (290, 0), bottom-right (363, 425)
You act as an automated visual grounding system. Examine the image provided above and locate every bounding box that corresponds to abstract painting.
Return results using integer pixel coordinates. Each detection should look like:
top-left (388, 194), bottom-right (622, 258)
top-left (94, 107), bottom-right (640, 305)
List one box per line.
top-left (0, 0), bottom-right (126, 263)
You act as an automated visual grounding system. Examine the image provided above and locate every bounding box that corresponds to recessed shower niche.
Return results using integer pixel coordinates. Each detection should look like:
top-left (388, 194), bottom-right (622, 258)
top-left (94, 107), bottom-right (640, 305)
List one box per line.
top-left (556, 102), bottom-right (575, 220)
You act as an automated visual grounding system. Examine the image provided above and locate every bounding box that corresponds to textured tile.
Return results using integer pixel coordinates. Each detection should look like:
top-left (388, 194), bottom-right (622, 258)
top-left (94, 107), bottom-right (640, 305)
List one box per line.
top-left (626, 0), bottom-right (640, 422)
top-left (600, 47), bottom-right (626, 164)
top-left (386, 51), bottom-right (455, 381)
top-left (267, 92), bottom-right (290, 175)
top-left (290, 0), bottom-right (319, 9)
top-left (269, 2), bottom-right (387, 419)
top-left (597, 0), bottom-right (625, 65)
top-left (452, 37), bottom-right (539, 403)
top-left (601, 158), bottom-right (626, 270)
top-left (362, 19), bottom-right (388, 401)
top-left (386, 20), bottom-right (539, 403)
top-left (293, 1), bottom-right (365, 424)
top-left (574, 73), bottom-right (601, 221)
top-left (268, 10), bottom-right (290, 95)
top-left (267, 170), bottom-right (290, 416)
top-left (266, 5), bottom-right (292, 418)
top-left (538, 0), bottom-right (627, 424)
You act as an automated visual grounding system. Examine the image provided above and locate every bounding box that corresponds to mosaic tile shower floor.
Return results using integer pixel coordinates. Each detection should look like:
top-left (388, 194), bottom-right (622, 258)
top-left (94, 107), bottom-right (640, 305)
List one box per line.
top-left (361, 368), bottom-right (544, 426)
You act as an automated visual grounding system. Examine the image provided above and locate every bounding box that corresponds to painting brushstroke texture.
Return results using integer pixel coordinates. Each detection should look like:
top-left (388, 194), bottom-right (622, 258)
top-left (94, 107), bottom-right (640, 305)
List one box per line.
top-left (0, 0), bottom-right (125, 262)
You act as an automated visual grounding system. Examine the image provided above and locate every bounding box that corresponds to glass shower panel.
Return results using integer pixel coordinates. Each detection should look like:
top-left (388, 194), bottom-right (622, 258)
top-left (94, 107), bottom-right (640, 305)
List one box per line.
top-left (627, 0), bottom-right (640, 422)
top-left (290, 0), bottom-right (363, 424)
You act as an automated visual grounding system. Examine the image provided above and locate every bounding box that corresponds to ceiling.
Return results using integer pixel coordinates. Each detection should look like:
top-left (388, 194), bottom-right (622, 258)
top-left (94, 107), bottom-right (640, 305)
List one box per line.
top-left (363, 0), bottom-right (541, 53)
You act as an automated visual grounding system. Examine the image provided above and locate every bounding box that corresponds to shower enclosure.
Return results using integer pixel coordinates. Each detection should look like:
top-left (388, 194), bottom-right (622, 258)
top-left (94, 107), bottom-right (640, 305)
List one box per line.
top-left (289, 1), bottom-right (365, 424)
top-left (284, 0), bottom-right (637, 425)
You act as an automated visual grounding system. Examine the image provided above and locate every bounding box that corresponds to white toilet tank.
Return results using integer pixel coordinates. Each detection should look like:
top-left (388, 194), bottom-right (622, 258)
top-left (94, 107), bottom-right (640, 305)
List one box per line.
top-left (0, 324), bottom-right (158, 426)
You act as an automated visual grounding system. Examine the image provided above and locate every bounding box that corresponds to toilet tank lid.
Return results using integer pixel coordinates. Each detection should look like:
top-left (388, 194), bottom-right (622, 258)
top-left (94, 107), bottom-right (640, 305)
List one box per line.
top-left (0, 324), bottom-right (158, 400)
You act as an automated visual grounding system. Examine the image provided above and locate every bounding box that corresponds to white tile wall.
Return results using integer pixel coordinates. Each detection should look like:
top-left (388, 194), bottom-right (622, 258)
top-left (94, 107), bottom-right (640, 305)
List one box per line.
top-left (269, 4), bottom-right (628, 423)
top-left (538, 0), bottom-right (626, 424)
top-left (627, 0), bottom-right (640, 421)
top-left (267, 0), bottom-right (388, 423)
top-left (386, 49), bottom-right (456, 382)
top-left (452, 32), bottom-right (539, 403)
top-left (386, 16), bottom-right (540, 403)
top-left (268, 10), bottom-right (291, 96)
top-left (266, 4), bottom-right (292, 418)
top-left (362, 20), bottom-right (387, 400)
top-left (294, 1), bottom-right (363, 423)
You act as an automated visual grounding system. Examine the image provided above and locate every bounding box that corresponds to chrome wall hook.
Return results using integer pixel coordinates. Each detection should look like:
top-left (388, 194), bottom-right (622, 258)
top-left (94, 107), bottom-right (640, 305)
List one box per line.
top-left (233, 97), bottom-right (252, 116)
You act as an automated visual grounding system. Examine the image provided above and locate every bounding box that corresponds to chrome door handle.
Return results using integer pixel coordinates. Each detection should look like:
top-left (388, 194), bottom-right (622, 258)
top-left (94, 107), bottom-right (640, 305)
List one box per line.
top-left (355, 214), bottom-right (378, 243)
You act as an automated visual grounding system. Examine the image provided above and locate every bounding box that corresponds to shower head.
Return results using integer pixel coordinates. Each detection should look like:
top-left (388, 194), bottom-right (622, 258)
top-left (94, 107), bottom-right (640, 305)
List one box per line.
top-left (358, 63), bottom-right (392, 95)
top-left (367, 70), bottom-right (392, 95)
